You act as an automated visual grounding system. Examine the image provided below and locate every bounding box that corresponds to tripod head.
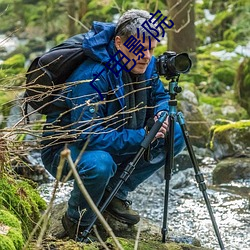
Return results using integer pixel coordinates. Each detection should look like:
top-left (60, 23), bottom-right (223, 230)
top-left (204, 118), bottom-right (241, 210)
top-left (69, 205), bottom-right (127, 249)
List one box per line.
top-left (168, 76), bottom-right (182, 100)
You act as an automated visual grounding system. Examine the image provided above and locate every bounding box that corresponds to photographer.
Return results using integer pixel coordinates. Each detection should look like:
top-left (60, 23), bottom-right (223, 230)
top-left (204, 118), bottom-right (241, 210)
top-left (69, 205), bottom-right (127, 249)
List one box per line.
top-left (41, 9), bottom-right (185, 241)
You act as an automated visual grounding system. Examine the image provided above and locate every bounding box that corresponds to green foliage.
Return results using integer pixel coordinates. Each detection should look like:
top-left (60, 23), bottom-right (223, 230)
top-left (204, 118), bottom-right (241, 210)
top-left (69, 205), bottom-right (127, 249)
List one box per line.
top-left (0, 54), bottom-right (26, 85)
top-left (0, 175), bottom-right (47, 238)
top-left (199, 91), bottom-right (248, 121)
top-left (154, 43), bottom-right (167, 57)
top-left (197, 0), bottom-right (250, 46)
top-left (199, 95), bottom-right (224, 107)
top-left (213, 67), bottom-right (235, 86)
top-left (1, 54), bottom-right (25, 69)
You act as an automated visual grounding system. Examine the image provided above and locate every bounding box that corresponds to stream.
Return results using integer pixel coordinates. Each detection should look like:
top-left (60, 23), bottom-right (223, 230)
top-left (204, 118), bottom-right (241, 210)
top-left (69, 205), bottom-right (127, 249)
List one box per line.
top-left (38, 155), bottom-right (250, 250)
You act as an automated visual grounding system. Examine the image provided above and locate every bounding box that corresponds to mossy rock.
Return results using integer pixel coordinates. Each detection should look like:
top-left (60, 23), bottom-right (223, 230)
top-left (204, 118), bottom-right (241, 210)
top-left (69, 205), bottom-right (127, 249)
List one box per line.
top-left (0, 175), bottom-right (47, 239)
top-left (209, 120), bottom-right (250, 160)
top-left (28, 237), bottom-right (211, 250)
top-left (213, 67), bottom-right (235, 86)
top-left (199, 92), bottom-right (248, 122)
top-left (0, 209), bottom-right (24, 250)
top-left (213, 157), bottom-right (250, 184)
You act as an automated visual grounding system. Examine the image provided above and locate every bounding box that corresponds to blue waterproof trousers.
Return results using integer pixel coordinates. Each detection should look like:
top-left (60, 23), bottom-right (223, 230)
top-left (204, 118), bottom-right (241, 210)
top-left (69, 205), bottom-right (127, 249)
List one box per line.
top-left (41, 122), bottom-right (185, 226)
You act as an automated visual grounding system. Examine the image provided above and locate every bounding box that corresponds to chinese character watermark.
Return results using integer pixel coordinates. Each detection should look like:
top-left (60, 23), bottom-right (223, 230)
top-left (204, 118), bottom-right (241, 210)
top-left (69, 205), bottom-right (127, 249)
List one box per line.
top-left (90, 9), bottom-right (174, 100)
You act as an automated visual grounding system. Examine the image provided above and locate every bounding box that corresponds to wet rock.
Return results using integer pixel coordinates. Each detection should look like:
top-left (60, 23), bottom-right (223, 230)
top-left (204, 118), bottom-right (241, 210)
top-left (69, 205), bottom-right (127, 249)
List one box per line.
top-left (46, 202), bottom-right (210, 250)
top-left (179, 100), bottom-right (211, 148)
top-left (209, 120), bottom-right (250, 160)
top-left (181, 89), bottom-right (198, 105)
top-left (170, 169), bottom-right (193, 189)
top-left (213, 157), bottom-right (250, 184)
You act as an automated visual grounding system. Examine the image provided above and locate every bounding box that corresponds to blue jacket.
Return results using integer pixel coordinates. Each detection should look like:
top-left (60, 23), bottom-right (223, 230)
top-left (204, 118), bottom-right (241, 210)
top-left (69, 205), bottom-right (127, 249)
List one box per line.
top-left (44, 21), bottom-right (170, 156)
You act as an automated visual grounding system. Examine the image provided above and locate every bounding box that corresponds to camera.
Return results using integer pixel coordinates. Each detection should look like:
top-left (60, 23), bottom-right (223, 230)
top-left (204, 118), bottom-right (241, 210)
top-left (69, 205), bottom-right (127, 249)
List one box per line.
top-left (156, 51), bottom-right (192, 79)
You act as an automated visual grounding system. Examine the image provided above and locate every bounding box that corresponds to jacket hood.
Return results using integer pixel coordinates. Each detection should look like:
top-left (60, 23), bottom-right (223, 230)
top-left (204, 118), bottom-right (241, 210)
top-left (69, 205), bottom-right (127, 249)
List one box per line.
top-left (82, 21), bottom-right (116, 63)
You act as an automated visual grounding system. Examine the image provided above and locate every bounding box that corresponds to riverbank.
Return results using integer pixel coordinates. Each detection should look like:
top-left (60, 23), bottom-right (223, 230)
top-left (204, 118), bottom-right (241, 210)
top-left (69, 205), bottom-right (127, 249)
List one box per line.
top-left (38, 155), bottom-right (250, 250)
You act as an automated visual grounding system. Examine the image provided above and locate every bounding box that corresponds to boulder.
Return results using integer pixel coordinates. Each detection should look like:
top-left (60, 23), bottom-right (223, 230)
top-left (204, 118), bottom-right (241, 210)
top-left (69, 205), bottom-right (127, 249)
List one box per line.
top-left (213, 157), bottom-right (250, 184)
top-left (179, 100), bottom-right (210, 148)
top-left (209, 120), bottom-right (250, 160)
top-left (43, 202), bottom-right (211, 250)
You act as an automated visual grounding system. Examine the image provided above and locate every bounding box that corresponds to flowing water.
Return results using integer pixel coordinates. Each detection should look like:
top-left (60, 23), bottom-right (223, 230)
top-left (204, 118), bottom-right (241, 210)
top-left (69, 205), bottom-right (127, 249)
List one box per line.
top-left (38, 156), bottom-right (250, 250)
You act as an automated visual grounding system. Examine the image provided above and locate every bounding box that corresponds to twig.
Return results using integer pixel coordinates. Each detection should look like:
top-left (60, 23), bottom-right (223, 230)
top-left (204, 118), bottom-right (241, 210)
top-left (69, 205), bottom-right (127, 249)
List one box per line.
top-left (68, 14), bottom-right (90, 31)
top-left (61, 148), bottom-right (124, 250)
top-left (93, 225), bottom-right (110, 250)
top-left (134, 220), bottom-right (142, 250)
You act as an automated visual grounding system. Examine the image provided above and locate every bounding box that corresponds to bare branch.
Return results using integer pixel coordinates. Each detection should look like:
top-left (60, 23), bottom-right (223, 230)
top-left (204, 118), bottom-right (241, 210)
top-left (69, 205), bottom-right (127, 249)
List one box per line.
top-left (63, 148), bottom-right (124, 250)
top-left (68, 14), bottom-right (90, 32)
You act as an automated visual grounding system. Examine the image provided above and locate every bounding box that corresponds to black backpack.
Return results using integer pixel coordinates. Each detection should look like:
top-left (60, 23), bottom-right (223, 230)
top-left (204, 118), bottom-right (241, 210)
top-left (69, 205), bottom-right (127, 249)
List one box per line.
top-left (24, 34), bottom-right (87, 115)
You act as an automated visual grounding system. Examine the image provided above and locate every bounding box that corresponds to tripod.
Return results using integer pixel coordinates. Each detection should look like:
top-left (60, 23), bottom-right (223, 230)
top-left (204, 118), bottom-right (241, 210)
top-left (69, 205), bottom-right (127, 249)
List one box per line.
top-left (162, 77), bottom-right (225, 249)
top-left (82, 77), bottom-right (225, 249)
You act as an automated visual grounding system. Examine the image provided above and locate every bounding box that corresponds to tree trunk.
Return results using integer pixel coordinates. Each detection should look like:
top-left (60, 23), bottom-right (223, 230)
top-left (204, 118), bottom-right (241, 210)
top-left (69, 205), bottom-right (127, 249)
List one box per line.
top-left (167, 0), bottom-right (196, 62)
top-left (78, 0), bottom-right (88, 20)
top-left (67, 0), bottom-right (77, 36)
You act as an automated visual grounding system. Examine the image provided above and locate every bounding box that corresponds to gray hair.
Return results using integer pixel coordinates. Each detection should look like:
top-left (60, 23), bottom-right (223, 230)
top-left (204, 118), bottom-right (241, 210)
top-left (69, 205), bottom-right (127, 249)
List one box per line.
top-left (115, 9), bottom-right (157, 39)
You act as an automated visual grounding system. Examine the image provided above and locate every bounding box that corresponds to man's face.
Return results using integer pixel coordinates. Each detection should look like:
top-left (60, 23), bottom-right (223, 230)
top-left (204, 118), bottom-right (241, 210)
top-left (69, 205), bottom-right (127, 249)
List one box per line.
top-left (115, 35), bottom-right (157, 74)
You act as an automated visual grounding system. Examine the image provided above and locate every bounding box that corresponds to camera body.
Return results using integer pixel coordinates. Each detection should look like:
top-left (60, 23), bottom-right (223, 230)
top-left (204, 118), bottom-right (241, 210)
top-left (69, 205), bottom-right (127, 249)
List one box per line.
top-left (156, 51), bottom-right (192, 79)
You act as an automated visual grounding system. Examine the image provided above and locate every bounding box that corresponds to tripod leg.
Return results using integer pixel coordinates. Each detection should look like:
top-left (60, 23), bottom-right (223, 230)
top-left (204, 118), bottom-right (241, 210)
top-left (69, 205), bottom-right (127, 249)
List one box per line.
top-left (81, 112), bottom-right (168, 240)
top-left (162, 114), bottom-right (175, 243)
top-left (177, 112), bottom-right (225, 250)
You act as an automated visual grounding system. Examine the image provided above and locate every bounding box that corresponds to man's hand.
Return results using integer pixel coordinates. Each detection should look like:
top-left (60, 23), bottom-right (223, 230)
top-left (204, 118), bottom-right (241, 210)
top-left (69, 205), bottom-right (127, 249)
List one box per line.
top-left (154, 111), bottom-right (169, 139)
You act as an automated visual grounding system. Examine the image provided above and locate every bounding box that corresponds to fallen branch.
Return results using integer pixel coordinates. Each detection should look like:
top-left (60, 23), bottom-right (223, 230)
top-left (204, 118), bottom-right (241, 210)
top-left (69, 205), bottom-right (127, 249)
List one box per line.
top-left (62, 148), bottom-right (124, 250)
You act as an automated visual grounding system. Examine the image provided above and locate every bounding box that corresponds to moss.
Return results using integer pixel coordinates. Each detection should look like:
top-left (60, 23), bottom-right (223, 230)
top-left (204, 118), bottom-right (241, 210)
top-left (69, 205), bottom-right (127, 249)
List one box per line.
top-left (0, 209), bottom-right (24, 249)
top-left (213, 120), bottom-right (250, 133)
top-left (0, 209), bottom-right (21, 229)
top-left (199, 95), bottom-right (224, 107)
top-left (0, 175), bottom-right (46, 239)
top-left (209, 120), bottom-right (250, 151)
top-left (106, 237), bottom-right (208, 250)
top-left (213, 67), bottom-right (235, 86)
top-left (7, 228), bottom-right (24, 249)
top-left (199, 91), bottom-right (248, 122)
top-left (217, 40), bottom-right (237, 52)
top-left (1, 54), bottom-right (25, 69)
top-left (0, 235), bottom-right (16, 250)
top-left (0, 54), bottom-right (26, 86)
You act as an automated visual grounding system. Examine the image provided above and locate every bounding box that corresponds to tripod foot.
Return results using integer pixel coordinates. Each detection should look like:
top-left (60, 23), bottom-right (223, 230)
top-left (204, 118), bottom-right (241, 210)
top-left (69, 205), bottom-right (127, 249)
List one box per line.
top-left (161, 227), bottom-right (168, 243)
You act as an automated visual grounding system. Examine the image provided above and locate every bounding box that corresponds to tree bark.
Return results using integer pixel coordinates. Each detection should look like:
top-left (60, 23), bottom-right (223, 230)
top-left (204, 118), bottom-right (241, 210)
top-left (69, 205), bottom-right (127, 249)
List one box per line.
top-left (67, 0), bottom-right (77, 36)
top-left (167, 0), bottom-right (196, 62)
top-left (78, 0), bottom-right (88, 20)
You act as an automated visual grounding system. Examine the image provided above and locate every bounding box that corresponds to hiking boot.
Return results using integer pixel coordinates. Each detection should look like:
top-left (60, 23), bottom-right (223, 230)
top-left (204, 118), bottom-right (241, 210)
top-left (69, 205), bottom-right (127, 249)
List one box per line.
top-left (105, 196), bottom-right (140, 225)
top-left (61, 213), bottom-right (97, 243)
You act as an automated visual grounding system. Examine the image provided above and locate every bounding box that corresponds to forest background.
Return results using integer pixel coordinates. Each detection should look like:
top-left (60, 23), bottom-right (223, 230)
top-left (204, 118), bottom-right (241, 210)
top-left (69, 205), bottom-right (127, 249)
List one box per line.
top-left (0, 1), bottom-right (250, 249)
top-left (0, 0), bottom-right (250, 126)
